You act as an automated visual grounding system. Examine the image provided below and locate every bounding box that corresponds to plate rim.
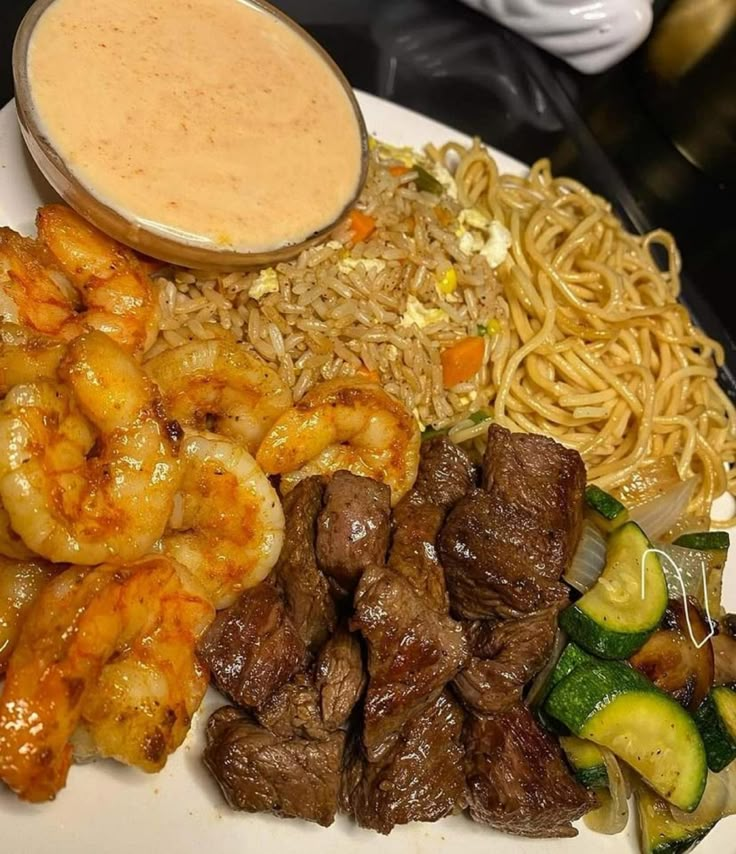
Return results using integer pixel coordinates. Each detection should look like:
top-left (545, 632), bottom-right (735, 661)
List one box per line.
top-left (0, 88), bottom-right (732, 854)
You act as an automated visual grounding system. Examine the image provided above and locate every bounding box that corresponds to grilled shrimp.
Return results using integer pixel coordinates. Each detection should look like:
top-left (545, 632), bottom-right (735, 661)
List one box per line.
top-left (0, 556), bottom-right (213, 802)
top-left (0, 556), bottom-right (56, 673)
top-left (145, 339), bottom-right (292, 455)
top-left (0, 331), bottom-right (181, 564)
top-left (0, 226), bottom-right (74, 334)
top-left (160, 432), bottom-right (284, 609)
top-left (0, 501), bottom-right (36, 559)
top-left (0, 322), bottom-right (66, 395)
top-left (256, 378), bottom-right (421, 505)
top-left (0, 206), bottom-right (159, 357)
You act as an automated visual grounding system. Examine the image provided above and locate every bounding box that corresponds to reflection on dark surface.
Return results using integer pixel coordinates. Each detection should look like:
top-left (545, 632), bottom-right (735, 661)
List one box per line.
top-left (294, 0), bottom-right (564, 166)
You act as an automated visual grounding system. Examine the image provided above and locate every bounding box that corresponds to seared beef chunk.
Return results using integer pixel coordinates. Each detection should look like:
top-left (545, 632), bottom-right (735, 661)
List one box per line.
top-left (315, 471), bottom-right (391, 592)
top-left (198, 583), bottom-right (304, 709)
top-left (204, 706), bottom-right (344, 827)
top-left (440, 490), bottom-right (570, 618)
top-left (274, 477), bottom-right (336, 655)
top-left (343, 691), bottom-right (466, 834)
top-left (352, 565), bottom-right (468, 760)
top-left (440, 426), bottom-right (583, 618)
top-left (454, 608), bottom-right (559, 715)
top-left (387, 438), bottom-right (475, 611)
top-left (388, 498), bottom-right (448, 611)
top-left (482, 424), bottom-right (585, 576)
top-left (257, 629), bottom-right (366, 738)
top-left (256, 673), bottom-right (327, 741)
top-left (203, 425), bottom-right (591, 837)
top-left (464, 704), bottom-right (594, 838)
top-left (315, 626), bottom-right (365, 730)
top-left (412, 437), bottom-right (477, 508)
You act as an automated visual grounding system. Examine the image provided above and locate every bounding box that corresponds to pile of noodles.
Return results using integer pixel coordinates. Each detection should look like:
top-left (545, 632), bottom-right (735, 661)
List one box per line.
top-left (429, 140), bottom-right (736, 523)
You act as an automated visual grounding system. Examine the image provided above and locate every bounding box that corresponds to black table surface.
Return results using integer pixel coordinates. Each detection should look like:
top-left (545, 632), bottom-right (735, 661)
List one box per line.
top-left (2, 0), bottom-right (735, 380)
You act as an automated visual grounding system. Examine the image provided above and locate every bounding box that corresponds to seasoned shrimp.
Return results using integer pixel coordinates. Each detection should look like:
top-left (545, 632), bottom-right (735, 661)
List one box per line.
top-left (0, 556), bottom-right (56, 673)
top-left (0, 322), bottom-right (66, 395)
top-left (0, 331), bottom-right (181, 564)
top-left (0, 226), bottom-right (75, 333)
top-left (145, 339), bottom-right (292, 455)
top-left (0, 556), bottom-right (213, 802)
top-left (256, 378), bottom-right (421, 505)
top-left (0, 501), bottom-right (36, 559)
top-left (0, 206), bottom-right (159, 357)
top-left (159, 432), bottom-right (284, 609)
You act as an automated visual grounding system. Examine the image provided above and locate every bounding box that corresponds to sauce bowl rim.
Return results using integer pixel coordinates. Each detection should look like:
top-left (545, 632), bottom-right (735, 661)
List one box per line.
top-left (12, 0), bottom-right (370, 269)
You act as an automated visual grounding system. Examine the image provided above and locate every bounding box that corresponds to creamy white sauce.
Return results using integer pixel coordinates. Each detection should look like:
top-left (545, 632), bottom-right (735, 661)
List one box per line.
top-left (28, 0), bottom-right (364, 252)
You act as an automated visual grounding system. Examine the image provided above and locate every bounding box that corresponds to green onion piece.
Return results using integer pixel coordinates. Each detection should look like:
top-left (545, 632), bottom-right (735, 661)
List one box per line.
top-left (421, 426), bottom-right (449, 441)
top-left (468, 409), bottom-right (493, 425)
top-left (414, 164), bottom-right (443, 195)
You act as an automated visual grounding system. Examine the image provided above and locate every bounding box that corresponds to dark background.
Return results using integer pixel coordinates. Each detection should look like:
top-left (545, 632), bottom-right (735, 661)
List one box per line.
top-left (2, 0), bottom-right (735, 363)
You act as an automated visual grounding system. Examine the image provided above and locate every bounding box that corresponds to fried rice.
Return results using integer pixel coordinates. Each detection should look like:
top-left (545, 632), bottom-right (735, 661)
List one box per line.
top-left (149, 143), bottom-right (506, 430)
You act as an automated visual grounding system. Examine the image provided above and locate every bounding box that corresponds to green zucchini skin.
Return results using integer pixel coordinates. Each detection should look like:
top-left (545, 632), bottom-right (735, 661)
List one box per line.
top-left (559, 522), bottom-right (667, 660)
top-left (559, 736), bottom-right (608, 789)
top-left (636, 783), bottom-right (714, 854)
top-left (546, 659), bottom-right (645, 733)
top-left (673, 532), bottom-right (729, 553)
top-left (694, 687), bottom-right (736, 772)
top-left (575, 765), bottom-right (609, 790)
top-left (547, 643), bottom-right (597, 694)
top-left (546, 661), bottom-right (708, 812)
top-left (585, 485), bottom-right (629, 532)
top-left (533, 643), bottom-right (597, 733)
top-left (559, 606), bottom-right (652, 659)
top-left (650, 833), bottom-right (712, 854)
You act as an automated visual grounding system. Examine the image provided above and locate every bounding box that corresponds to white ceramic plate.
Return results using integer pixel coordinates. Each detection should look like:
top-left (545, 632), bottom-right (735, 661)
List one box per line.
top-left (0, 90), bottom-right (733, 854)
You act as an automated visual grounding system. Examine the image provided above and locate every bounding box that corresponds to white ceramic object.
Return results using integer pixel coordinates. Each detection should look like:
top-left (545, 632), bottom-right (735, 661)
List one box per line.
top-left (457, 0), bottom-right (654, 73)
top-left (0, 89), bottom-right (734, 854)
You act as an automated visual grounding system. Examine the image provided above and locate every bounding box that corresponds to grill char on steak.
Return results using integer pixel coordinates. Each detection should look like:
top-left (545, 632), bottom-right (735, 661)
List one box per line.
top-left (352, 564), bottom-right (468, 761)
top-left (315, 470), bottom-right (391, 594)
top-left (272, 477), bottom-right (336, 656)
top-left (342, 690), bottom-right (467, 834)
top-left (197, 582), bottom-right (304, 710)
top-left (440, 425), bottom-right (585, 619)
top-left (453, 608), bottom-right (559, 715)
top-left (464, 703), bottom-right (594, 837)
top-left (203, 426), bottom-right (590, 837)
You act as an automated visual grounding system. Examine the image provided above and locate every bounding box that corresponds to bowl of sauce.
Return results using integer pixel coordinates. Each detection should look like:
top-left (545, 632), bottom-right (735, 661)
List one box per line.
top-left (13, 0), bottom-right (368, 268)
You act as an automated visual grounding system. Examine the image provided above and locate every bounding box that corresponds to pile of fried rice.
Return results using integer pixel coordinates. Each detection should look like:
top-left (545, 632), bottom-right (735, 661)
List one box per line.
top-left (150, 142), bottom-right (509, 430)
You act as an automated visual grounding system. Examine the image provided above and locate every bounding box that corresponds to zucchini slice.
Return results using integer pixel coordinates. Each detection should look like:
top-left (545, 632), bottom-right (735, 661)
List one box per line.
top-left (694, 686), bottom-right (736, 772)
top-left (534, 642), bottom-right (596, 733)
top-left (636, 782), bottom-right (714, 854)
top-left (585, 485), bottom-right (629, 533)
top-left (546, 660), bottom-right (708, 812)
top-left (546, 642), bottom-right (597, 694)
top-left (560, 736), bottom-right (608, 789)
top-left (673, 532), bottom-right (730, 553)
top-left (673, 532), bottom-right (729, 618)
top-left (560, 522), bottom-right (668, 659)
